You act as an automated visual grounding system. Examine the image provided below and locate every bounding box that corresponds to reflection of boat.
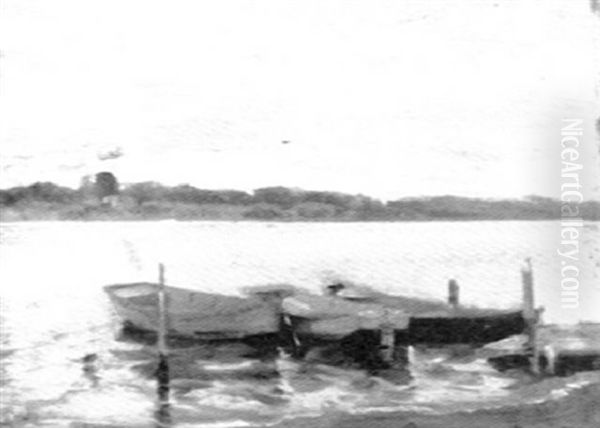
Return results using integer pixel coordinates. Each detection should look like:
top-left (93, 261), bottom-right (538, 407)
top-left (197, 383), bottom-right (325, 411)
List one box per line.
top-left (105, 282), bottom-right (293, 340)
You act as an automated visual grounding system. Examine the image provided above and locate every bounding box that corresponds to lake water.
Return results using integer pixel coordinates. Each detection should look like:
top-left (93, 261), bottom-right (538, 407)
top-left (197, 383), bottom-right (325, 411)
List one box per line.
top-left (1, 220), bottom-right (599, 427)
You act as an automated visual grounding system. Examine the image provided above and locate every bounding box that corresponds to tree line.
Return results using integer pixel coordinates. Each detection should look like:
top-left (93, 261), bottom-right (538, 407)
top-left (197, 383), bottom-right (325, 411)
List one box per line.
top-left (1, 179), bottom-right (599, 221)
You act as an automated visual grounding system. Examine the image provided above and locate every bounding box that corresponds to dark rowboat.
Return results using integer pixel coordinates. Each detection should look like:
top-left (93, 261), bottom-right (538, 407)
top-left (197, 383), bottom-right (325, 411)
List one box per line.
top-left (283, 284), bottom-right (527, 345)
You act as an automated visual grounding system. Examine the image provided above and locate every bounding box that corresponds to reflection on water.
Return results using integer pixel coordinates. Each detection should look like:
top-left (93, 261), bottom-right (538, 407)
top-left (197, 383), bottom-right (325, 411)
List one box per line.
top-left (1, 221), bottom-right (599, 426)
top-left (2, 313), bottom-right (598, 427)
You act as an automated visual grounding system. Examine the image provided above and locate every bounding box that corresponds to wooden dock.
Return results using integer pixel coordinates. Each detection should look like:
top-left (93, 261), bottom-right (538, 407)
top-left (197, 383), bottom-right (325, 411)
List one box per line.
top-left (538, 323), bottom-right (600, 375)
top-left (379, 259), bottom-right (600, 377)
top-left (482, 323), bottom-right (600, 375)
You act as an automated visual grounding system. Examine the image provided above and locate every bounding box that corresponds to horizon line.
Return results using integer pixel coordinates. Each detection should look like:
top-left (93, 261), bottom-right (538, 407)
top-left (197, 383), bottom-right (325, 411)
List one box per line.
top-left (3, 180), bottom-right (600, 203)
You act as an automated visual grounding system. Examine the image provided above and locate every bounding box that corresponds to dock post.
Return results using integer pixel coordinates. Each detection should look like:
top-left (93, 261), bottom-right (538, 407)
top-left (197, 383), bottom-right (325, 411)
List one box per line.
top-left (157, 263), bottom-right (170, 403)
top-left (379, 310), bottom-right (411, 367)
top-left (448, 279), bottom-right (459, 309)
top-left (282, 314), bottom-right (302, 358)
top-left (380, 308), bottom-right (396, 364)
top-left (381, 326), bottom-right (396, 364)
top-left (393, 329), bottom-right (410, 366)
top-left (521, 259), bottom-right (540, 375)
top-left (544, 344), bottom-right (556, 375)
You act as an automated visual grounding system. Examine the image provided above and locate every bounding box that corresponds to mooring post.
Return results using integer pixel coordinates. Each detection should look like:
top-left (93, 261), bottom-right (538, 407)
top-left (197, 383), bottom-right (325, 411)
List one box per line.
top-left (380, 309), bottom-right (396, 364)
top-left (157, 263), bottom-right (170, 403)
top-left (381, 326), bottom-right (395, 363)
top-left (448, 279), bottom-right (459, 309)
top-left (379, 310), bottom-right (411, 366)
top-left (282, 314), bottom-right (302, 358)
top-left (521, 258), bottom-right (539, 375)
top-left (544, 344), bottom-right (556, 375)
top-left (393, 329), bottom-right (410, 366)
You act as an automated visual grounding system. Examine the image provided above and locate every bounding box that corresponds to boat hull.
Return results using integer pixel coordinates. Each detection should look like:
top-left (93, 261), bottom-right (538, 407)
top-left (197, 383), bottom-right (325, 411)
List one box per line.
top-left (283, 292), bottom-right (526, 345)
top-left (407, 311), bottom-right (526, 344)
top-left (105, 282), bottom-right (285, 340)
top-left (283, 293), bottom-right (410, 341)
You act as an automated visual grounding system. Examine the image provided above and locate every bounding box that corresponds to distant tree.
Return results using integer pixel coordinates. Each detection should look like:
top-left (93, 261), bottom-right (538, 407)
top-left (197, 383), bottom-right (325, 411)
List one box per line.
top-left (301, 191), bottom-right (355, 213)
top-left (31, 182), bottom-right (76, 203)
top-left (164, 185), bottom-right (224, 205)
top-left (164, 184), bottom-right (199, 204)
top-left (123, 182), bottom-right (165, 206)
top-left (580, 201), bottom-right (600, 220)
top-left (95, 172), bottom-right (119, 205)
top-left (0, 189), bottom-right (17, 205)
top-left (253, 187), bottom-right (302, 208)
top-left (524, 195), bottom-right (556, 204)
top-left (353, 195), bottom-right (387, 219)
top-left (79, 175), bottom-right (94, 189)
top-left (77, 175), bottom-right (96, 202)
top-left (216, 190), bottom-right (253, 205)
top-left (296, 202), bottom-right (337, 219)
top-left (0, 182), bottom-right (77, 206)
top-left (243, 203), bottom-right (286, 219)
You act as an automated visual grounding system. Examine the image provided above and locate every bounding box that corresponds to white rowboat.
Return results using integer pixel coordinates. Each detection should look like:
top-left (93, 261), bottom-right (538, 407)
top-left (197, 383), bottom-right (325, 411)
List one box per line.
top-left (105, 282), bottom-right (291, 339)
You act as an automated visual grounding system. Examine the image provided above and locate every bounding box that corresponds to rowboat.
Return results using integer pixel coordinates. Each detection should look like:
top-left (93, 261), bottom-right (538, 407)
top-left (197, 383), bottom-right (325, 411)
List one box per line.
top-left (283, 284), bottom-right (526, 345)
top-left (104, 282), bottom-right (294, 340)
top-left (105, 279), bottom-right (526, 345)
top-left (282, 292), bottom-right (410, 341)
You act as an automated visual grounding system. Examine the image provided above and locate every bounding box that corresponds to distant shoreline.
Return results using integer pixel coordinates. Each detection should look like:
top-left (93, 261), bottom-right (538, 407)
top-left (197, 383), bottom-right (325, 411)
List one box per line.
top-left (1, 182), bottom-right (599, 222)
top-left (2, 212), bottom-right (599, 223)
top-left (4, 217), bottom-right (593, 223)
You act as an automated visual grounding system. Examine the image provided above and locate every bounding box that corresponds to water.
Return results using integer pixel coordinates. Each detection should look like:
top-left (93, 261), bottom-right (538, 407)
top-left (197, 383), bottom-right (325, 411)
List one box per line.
top-left (1, 220), bottom-right (599, 427)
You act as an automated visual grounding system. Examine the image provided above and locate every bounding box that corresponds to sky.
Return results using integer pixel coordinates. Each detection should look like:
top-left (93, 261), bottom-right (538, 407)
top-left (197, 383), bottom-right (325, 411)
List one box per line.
top-left (1, 0), bottom-right (598, 200)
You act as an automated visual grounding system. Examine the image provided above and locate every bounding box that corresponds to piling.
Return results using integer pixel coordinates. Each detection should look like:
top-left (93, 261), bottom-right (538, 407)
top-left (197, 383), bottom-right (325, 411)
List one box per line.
top-left (393, 330), bottom-right (410, 366)
top-left (448, 279), bottom-right (459, 309)
top-left (544, 344), bottom-right (557, 375)
top-left (380, 325), bottom-right (396, 363)
top-left (380, 308), bottom-right (408, 365)
top-left (156, 263), bottom-right (170, 403)
top-left (282, 314), bottom-right (302, 357)
top-left (521, 259), bottom-right (540, 374)
top-left (380, 308), bottom-right (394, 363)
